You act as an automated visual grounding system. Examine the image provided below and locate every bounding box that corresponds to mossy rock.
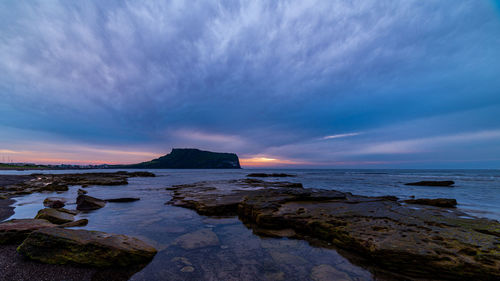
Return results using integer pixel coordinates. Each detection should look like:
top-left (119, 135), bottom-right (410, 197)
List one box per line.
top-left (17, 228), bottom-right (157, 267)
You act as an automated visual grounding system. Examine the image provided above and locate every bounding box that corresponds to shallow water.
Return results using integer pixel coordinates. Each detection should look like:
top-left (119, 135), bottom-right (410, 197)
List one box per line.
top-left (2, 168), bottom-right (499, 280)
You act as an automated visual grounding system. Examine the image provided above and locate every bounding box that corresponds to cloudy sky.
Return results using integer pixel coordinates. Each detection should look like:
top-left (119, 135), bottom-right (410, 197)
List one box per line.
top-left (1, 0), bottom-right (500, 168)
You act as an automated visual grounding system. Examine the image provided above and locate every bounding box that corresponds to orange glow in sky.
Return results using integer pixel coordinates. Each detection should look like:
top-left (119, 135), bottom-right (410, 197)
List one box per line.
top-left (0, 148), bottom-right (162, 165)
top-left (240, 156), bottom-right (311, 167)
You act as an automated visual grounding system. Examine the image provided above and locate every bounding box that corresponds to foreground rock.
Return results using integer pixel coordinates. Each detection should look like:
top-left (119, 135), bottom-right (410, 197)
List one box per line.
top-left (167, 179), bottom-right (500, 280)
top-left (0, 244), bottom-right (144, 281)
top-left (247, 173), bottom-right (296, 178)
top-left (404, 198), bottom-right (457, 208)
top-left (0, 219), bottom-right (56, 244)
top-left (76, 195), bottom-right (106, 211)
top-left (405, 180), bottom-right (455, 187)
top-left (18, 228), bottom-right (157, 267)
top-left (0, 172), bottom-right (156, 197)
top-left (35, 208), bottom-right (75, 224)
top-left (43, 197), bottom-right (67, 208)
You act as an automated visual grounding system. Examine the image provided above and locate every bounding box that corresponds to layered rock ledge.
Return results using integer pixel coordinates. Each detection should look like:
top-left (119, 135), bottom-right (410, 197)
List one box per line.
top-left (166, 179), bottom-right (500, 280)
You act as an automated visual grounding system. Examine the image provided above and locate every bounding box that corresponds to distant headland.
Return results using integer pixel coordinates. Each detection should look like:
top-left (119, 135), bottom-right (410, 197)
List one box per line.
top-left (116, 148), bottom-right (241, 169)
top-left (0, 148), bottom-right (241, 170)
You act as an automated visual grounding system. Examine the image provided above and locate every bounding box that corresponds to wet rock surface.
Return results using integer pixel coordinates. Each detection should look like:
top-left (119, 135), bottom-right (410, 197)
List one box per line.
top-left (0, 172), bottom-right (156, 198)
top-left (167, 179), bottom-right (500, 280)
top-left (59, 219), bottom-right (88, 228)
top-left (43, 197), bottom-right (67, 208)
top-left (404, 198), bottom-right (457, 208)
top-left (18, 228), bottom-right (157, 268)
top-left (35, 208), bottom-right (75, 224)
top-left (0, 219), bottom-right (57, 244)
top-left (167, 178), bottom-right (305, 216)
top-left (76, 195), bottom-right (106, 211)
top-left (0, 245), bottom-right (149, 281)
top-left (405, 180), bottom-right (455, 186)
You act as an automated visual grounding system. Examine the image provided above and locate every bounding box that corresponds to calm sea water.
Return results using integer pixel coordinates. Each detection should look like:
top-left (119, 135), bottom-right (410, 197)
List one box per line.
top-left (1, 169), bottom-right (499, 280)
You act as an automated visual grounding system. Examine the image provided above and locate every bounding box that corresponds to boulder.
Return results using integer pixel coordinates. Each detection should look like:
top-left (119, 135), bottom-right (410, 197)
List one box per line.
top-left (404, 180), bottom-right (454, 187)
top-left (17, 228), bottom-right (157, 267)
top-left (43, 197), bottom-right (67, 208)
top-left (77, 188), bottom-right (87, 195)
top-left (106, 198), bottom-right (140, 203)
top-left (76, 195), bottom-right (106, 211)
top-left (35, 208), bottom-right (75, 224)
top-left (0, 219), bottom-right (56, 244)
top-left (173, 229), bottom-right (220, 250)
top-left (404, 198), bottom-right (457, 208)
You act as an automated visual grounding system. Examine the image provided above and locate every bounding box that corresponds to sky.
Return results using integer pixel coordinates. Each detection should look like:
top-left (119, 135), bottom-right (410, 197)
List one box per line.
top-left (1, 0), bottom-right (500, 168)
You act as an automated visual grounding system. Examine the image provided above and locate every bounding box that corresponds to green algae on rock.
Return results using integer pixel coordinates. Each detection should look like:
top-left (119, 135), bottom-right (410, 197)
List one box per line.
top-left (17, 228), bottom-right (157, 268)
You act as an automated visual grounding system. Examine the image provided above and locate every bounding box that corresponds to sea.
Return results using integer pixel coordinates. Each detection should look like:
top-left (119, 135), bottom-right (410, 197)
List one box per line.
top-left (1, 168), bottom-right (499, 280)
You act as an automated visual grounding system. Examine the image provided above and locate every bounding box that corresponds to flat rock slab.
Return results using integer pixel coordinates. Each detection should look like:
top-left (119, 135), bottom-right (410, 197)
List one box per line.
top-left (405, 180), bottom-right (455, 187)
top-left (18, 228), bottom-right (157, 268)
top-left (404, 198), bottom-right (457, 208)
top-left (166, 178), bottom-right (318, 216)
top-left (173, 229), bottom-right (220, 250)
top-left (167, 179), bottom-right (500, 280)
top-left (35, 208), bottom-right (75, 224)
top-left (0, 219), bottom-right (56, 244)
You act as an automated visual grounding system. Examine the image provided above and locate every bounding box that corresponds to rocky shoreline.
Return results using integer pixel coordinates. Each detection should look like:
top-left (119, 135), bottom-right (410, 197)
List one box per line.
top-left (0, 172), bottom-right (158, 281)
top-left (167, 178), bottom-right (500, 280)
top-left (1, 172), bottom-right (499, 280)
